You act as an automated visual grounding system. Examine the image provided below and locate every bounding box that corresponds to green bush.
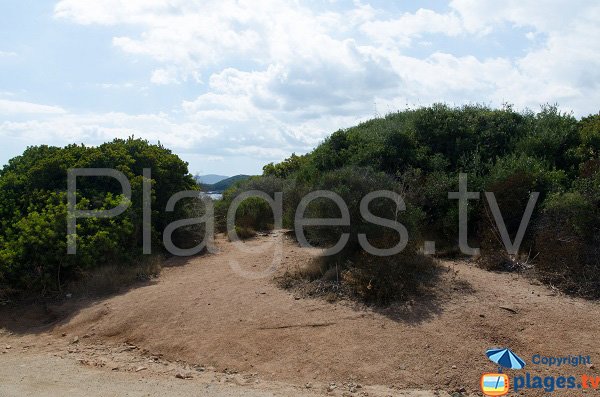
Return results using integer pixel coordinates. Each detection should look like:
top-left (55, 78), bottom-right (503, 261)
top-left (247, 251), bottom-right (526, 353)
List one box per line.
top-left (216, 175), bottom-right (285, 232)
top-left (264, 104), bottom-right (600, 300)
top-left (233, 226), bottom-right (258, 240)
top-left (0, 138), bottom-right (197, 295)
top-left (301, 167), bottom-right (424, 252)
top-left (297, 167), bottom-right (432, 303)
top-left (534, 192), bottom-right (600, 297)
top-left (341, 252), bottom-right (438, 304)
top-left (515, 105), bottom-right (579, 170)
top-left (478, 171), bottom-right (538, 270)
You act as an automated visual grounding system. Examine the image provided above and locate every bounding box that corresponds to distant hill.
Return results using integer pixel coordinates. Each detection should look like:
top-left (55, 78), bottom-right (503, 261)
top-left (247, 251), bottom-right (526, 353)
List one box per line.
top-left (195, 174), bottom-right (229, 184)
top-left (200, 174), bottom-right (252, 192)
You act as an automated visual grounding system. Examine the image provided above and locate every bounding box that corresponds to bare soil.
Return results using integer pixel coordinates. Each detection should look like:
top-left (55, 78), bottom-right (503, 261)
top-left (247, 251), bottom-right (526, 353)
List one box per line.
top-left (1, 231), bottom-right (599, 396)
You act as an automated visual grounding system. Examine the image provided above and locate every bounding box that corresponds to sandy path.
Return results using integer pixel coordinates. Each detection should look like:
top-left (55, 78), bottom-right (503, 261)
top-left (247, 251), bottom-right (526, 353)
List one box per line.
top-left (0, 351), bottom-right (305, 397)
top-left (0, 331), bottom-right (438, 397)
top-left (1, 231), bottom-right (599, 396)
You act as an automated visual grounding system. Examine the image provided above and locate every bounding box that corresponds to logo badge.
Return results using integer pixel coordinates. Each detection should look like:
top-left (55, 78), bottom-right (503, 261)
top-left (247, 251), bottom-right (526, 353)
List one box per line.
top-left (481, 373), bottom-right (509, 396)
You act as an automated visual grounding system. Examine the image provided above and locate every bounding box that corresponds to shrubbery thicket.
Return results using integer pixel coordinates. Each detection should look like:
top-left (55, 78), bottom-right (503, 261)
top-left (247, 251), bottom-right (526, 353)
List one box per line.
top-left (0, 138), bottom-right (197, 295)
top-left (224, 104), bottom-right (600, 300)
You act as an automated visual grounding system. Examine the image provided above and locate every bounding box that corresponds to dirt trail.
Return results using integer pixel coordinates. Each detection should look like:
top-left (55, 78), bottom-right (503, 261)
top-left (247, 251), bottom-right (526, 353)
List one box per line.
top-left (1, 231), bottom-right (599, 396)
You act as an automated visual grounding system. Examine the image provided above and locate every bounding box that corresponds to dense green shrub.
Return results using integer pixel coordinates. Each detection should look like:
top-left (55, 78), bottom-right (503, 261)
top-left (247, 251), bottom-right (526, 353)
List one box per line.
top-left (297, 167), bottom-right (431, 303)
top-left (0, 138), bottom-right (197, 294)
top-left (216, 175), bottom-right (285, 233)
top-left (478, 171), bottom-right (539, 270)
top-left (300, 167), bottom-right (424, 251)
top-left (534, 192), bottom-right (600, 297)
top-left (341, 251), bottom-right (438, 304)
top-left (262, 105), bottom-right (600, 300)
top-left (263, 153), bottom-right (309, 179)
top-left (576, 114), bottom-right (600, 158)
top-left (516, 106), bottom-right (579, 171)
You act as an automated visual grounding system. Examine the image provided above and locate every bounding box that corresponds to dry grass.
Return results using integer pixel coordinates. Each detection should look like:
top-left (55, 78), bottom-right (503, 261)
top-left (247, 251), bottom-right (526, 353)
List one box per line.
top-left (68, 256), bottom-right (163, 298)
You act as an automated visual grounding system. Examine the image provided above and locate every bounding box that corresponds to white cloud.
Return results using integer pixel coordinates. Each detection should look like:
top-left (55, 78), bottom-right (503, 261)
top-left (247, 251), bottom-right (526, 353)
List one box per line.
top-left (448, 0), bottom-right (585, 34)
top-left (361, 9), bottom-right (463, 47)
top-left (150, 68), bottom-right (179, 85)
top-left (0, 110), bottom-right (216, 150)
top-left (29, 0), bottom-right (600, 172)
top-left (0, 99), bottom-right (66, 115)
top-left (0, 50), bottom-right (17, 57)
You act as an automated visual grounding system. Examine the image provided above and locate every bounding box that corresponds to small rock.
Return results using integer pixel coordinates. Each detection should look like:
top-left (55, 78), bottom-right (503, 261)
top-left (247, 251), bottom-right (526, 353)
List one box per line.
top-left (327, 384), bottom-right (337, 392)
top-left (61, 333), bottom-right (67, 337)
top-left (452, 365), bottom-right (457, 369)
top-left (305, 382), bottom-right (312, 389)
top-left (5, 345), bottom-right (11, 350)
top-left (71, 336), bottom-right (79, 344)
top-left (587, 363), bottom-right (595, 370)
top-left (135, 366), bottom-right (147, 372)
top-left (175, 372), bottom-right (193, 379)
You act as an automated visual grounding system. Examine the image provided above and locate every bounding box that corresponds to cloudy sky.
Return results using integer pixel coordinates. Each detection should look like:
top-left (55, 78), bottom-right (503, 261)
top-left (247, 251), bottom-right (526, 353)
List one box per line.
top-left (1, 1), bottom-right (599, 176)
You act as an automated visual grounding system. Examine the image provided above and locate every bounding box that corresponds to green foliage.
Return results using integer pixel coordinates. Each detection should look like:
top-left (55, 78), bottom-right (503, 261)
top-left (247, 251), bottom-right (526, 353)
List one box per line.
top-left (301, 167), bottom-right (424, 252)
top-left (516, 105), bottom-right (579, 170)
top-left (0, 138), bottom-right (197, 294)
top-left (261, 104), bottom-right (600, 300)
top-left (263, 153), bottom-right (308, 179)
top-left (478, 171), bottom-right (539, 269)
top-left (534, 192), bottom-right (600, 298)
top-left (299, 167), bottom-right (431, 304)
top-left (572, 114), bottom-right (600, 163)
top-left (216, 176), bottom-right (285, 232)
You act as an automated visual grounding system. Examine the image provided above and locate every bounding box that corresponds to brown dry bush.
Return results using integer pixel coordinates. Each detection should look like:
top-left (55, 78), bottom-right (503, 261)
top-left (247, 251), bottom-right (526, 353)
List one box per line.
top-left (533, 192), bottom-right (600, 298)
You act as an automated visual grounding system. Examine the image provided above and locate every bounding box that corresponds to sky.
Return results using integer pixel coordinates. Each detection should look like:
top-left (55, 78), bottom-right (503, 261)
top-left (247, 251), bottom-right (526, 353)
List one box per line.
top-left (0, 1), bottom-right (599, 176)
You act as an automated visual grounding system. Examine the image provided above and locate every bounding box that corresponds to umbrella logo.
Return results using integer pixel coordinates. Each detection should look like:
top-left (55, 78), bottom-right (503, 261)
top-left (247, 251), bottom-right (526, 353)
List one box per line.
top-left (480, 348), bottom-right (526, 396)
top-left (486, 348), bottom-right (526, 371)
